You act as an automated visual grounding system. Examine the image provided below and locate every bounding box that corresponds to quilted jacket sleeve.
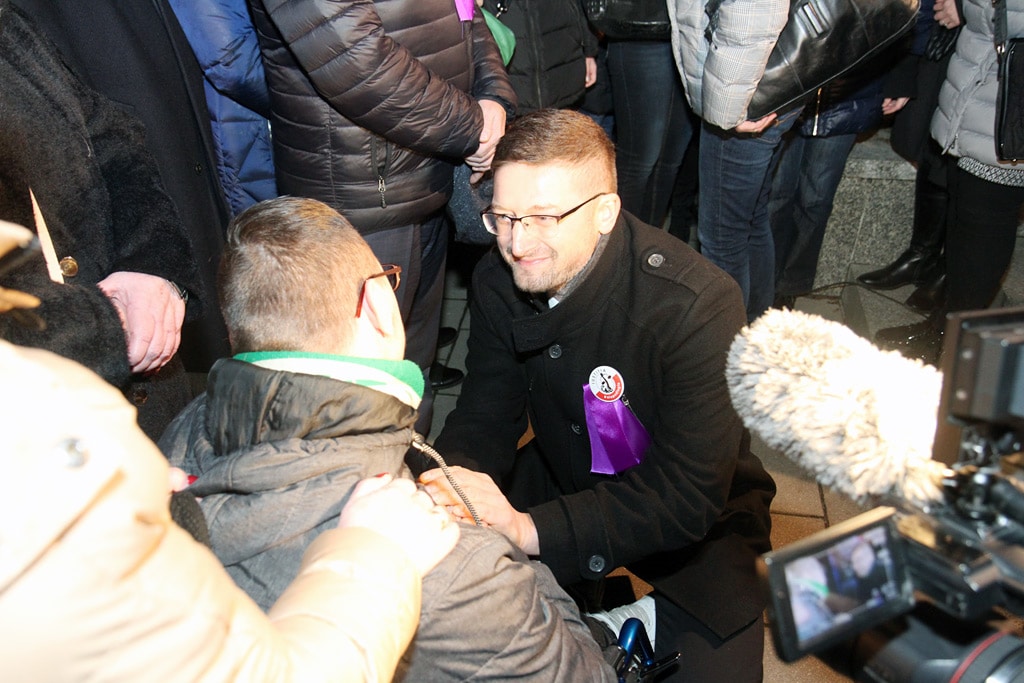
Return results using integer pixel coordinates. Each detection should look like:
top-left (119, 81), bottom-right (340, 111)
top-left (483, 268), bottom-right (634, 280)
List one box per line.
top-left (258, 0), bottom-right (493, 159)
top-left (701, 0), bottom-right (789, 127)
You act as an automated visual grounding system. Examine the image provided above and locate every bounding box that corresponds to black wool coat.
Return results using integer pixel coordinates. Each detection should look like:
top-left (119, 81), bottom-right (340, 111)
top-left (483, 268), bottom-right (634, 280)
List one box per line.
top-left (435, 212), bottom-right (777, 640)
top-left (0, 2), bottom-right (197, 435)
top-left (13, 0), bottom-right (234, 372)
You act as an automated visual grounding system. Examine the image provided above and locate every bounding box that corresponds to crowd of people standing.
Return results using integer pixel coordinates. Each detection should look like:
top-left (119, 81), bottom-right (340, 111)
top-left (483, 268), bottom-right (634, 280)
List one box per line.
top-left (0, 0), bottom-right (1021, 679)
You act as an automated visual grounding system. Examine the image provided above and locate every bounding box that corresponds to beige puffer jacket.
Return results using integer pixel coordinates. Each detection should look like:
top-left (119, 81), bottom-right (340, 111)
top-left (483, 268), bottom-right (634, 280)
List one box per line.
top-left (0, 341), bottom-right (421, 682)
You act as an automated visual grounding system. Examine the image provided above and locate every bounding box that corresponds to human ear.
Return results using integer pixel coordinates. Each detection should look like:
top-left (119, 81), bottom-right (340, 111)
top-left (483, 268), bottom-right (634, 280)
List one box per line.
top-left (595, 193), bottom-right (621, 235)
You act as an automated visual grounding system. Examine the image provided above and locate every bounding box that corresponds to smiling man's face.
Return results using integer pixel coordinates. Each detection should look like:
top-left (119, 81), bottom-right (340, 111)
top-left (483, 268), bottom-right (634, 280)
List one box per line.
top-left (492, 162), bottom-right (617, 296)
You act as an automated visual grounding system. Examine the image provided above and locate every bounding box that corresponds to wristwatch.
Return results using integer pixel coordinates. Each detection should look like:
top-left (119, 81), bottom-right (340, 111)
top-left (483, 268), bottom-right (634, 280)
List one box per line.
top-left (166, 279), bottom-right (189, 303)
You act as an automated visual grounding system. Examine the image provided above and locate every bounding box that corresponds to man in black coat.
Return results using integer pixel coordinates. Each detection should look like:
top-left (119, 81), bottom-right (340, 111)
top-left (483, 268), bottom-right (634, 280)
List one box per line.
top-left (423, 109), bottom-right (777, 682)
top-left (0, 1), bottom-right (198, 439)
top-left (13, 0), bottom-right (233, 377)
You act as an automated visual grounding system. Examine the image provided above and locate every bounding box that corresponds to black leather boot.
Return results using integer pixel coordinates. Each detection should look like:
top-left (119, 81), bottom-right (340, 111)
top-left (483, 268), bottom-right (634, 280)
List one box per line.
top-left (857, 248), bottom-right (935, 289)
top-left (905, 271), bottom-right (946, 314)
top-left (858, 173), bottom-right (947, 290)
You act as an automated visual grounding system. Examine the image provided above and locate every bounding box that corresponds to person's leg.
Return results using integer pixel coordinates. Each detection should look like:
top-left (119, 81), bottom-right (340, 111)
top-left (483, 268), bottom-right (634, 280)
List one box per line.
top-left (363, 213), bottom-right (448, 434)
top-left (768, 133), bottom-right (805, 291)
top-left (652, 592), bottom-right (765, 682)
top-left (944, 167), bottom-right (1024, 312)
top-left (607, 41), bottom-right (692, 227)
top-left (699, 110), bottom-right (797, 320)
top-left (774, 132), bottom-right (857, 297)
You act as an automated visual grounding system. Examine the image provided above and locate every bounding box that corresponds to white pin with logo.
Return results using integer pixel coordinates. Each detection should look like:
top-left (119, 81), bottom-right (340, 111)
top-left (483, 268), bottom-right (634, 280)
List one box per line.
top-left (588, 365), bottom-right (624, 403)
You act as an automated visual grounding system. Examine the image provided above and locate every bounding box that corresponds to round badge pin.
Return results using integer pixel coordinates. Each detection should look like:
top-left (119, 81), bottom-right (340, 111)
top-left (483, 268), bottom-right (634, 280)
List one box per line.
top-left (588, 365), bottom-right (624, 402)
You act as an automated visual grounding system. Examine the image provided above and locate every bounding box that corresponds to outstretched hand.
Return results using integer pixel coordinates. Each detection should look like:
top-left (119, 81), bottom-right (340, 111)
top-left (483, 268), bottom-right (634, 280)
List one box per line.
top-left (97, 271), bottom-right (185, 374)
top-left (419, 465), bottom-right (539, 555)
top-left (339, 475), bottom-right (460, 577)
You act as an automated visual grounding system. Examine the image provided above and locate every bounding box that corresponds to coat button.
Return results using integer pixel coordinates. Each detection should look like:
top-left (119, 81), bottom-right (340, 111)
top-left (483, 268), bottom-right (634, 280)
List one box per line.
top-left (647, 253), bottom-right (665, 267)
top-left (548, 344), bottom-right (562, 359)
top-left (59, 439), bottom-right (87, 468)
top-left (588, 554), bottom-right (606, 573)
top-left (130, 387), bottom-right (149, 406)
top-left (571, 422), bottom-right (582, 435)
top-left (59, 256), bottom-right (79, 278)
top-left (194, 162), bottom-right (204, 174)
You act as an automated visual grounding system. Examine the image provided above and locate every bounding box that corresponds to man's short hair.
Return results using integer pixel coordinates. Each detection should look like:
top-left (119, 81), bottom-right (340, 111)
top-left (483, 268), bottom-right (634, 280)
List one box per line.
top-left (493, 109), bottom-right (617, 190)
top-left (218, 197), bottom-right (379, 353)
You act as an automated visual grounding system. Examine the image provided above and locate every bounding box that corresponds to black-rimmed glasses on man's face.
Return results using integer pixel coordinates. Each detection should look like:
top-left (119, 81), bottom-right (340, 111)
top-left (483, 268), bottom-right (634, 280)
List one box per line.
top-left (480, 193), bottom-right (606, 236)
top-left (356, 264), bottom-right (401, 317)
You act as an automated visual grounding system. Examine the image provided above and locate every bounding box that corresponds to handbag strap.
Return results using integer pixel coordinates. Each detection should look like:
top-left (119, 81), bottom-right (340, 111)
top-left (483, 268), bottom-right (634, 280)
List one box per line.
top-left (994, 0), bottom-right (1008, 51)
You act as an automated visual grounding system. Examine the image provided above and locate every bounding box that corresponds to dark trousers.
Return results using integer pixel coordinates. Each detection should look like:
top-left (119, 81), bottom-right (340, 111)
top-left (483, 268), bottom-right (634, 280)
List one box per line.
top-left (653, 593), bottom-right (765, 682)
top-left (506, 444), bottom-right (765, 682)
top-left (944, 164), bottom-right (1024, 313)
top-left (363, 212), bottom-right (448, 435)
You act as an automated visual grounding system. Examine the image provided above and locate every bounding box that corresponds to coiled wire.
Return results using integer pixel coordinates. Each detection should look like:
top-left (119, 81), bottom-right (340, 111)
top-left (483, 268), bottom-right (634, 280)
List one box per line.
top-left (411, 433), bottom-right (482, 526)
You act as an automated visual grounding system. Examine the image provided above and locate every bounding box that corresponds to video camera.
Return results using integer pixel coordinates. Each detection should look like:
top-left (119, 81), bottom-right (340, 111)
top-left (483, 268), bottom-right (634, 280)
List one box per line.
top-left (760, 307), bottom-right (1024, 682)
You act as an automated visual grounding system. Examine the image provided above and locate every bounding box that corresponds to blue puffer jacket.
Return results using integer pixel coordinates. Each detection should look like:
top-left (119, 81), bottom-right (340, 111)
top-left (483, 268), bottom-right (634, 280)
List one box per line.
top-left (168, 0), bottom-right (277, 216)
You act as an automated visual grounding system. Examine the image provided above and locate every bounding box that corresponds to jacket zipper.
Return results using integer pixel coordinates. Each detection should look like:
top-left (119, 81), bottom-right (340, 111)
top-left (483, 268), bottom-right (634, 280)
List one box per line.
top-left (811, 87), bottom-right (823, 136)
top-left (370, 137), bottom-right (392, 208)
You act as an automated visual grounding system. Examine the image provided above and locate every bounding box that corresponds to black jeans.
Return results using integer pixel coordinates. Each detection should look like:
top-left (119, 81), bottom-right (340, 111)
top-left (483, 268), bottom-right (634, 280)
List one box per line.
top-left (944, 164), bottom-right (1024, 312)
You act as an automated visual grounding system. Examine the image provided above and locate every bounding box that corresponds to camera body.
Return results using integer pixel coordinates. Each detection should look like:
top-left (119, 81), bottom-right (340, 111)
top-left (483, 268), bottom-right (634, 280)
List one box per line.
top-left (761, 307), bottom-right (1024, 680)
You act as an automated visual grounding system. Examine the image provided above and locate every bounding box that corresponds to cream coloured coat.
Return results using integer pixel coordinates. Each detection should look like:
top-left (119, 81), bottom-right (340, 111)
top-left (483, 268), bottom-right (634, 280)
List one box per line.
top-left (0, 341), bottom-right (421, 682)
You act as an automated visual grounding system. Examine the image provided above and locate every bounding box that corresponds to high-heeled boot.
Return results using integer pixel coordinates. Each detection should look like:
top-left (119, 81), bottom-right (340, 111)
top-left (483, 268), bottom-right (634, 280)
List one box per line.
top-left (858, 173), bottom-right (947, 290)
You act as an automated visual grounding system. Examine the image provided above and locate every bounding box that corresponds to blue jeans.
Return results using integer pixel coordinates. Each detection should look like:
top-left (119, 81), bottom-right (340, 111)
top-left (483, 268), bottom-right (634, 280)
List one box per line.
top-left (769, 132), bottom-right (857, 297)
top-left (607, 41), bottom-right (692, 227)
top-left (697, 109), bottom-right (799, 321)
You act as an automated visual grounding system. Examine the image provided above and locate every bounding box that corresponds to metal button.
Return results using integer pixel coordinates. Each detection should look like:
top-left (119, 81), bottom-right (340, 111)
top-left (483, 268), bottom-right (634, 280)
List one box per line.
top-left (130, 387), bottom-right (149, 406)
top-left (548, 344), bottom-right (562, 359)
top-left (194, 162), bottom-right (204, 174)
top-left (588, 554), bottom-right (606, 573)
top-left (59, 439), bottom-right (87, 468)
top-left (59, 256), bottom-right (79, 278)
top-left (571, 422), bottom-right (582, 435)
top-left (647, 253), bottom-right (665, 267)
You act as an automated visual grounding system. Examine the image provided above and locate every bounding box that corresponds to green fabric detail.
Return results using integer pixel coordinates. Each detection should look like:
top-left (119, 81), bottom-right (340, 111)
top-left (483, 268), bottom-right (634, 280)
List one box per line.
top-left (234, 351), bottom-right (424, 397)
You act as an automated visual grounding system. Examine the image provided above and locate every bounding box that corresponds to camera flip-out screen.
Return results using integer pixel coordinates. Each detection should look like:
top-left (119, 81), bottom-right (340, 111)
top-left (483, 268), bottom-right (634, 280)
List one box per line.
top-left (760, 507), bottom-right (916, 662)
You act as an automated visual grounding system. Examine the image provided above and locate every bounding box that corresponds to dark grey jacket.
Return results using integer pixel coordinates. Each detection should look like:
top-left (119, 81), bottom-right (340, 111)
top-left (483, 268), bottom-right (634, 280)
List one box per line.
top-left (159, 358), bottom-right (617, 682)
top-left (247, 0), bottom-right (517, 233)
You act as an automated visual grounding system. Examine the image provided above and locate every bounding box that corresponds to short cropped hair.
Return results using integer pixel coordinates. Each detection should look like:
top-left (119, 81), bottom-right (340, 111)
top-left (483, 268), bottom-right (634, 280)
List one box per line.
top-left (493, 109), bottom-right (617, 191)
top-left (218, 197), bottom-right (380, 353)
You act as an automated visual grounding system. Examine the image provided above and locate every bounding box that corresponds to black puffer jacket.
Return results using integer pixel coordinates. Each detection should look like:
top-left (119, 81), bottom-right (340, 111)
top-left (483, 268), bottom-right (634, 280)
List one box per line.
top-left (482, 0), bottom-right (596, 113)
top-left (248, 0), bottom-right (516, 233)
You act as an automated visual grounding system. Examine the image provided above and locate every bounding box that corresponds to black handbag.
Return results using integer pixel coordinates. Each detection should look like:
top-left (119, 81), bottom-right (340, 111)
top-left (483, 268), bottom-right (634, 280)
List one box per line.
top-left (734, 0), bottom-right (920, 120)
top-left (582, 0), bottom-right (671, 41)
top-left (995, 0), bottom-right (1024, 162)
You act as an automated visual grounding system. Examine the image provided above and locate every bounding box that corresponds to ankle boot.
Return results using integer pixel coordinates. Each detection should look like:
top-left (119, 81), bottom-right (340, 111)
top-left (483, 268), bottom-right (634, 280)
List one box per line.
top-left (905, 271), bottom-right (946, 314)
top-left (857, 247), bottom-right (934, 289)
top-left (857, 173), bottom-right (947, 290)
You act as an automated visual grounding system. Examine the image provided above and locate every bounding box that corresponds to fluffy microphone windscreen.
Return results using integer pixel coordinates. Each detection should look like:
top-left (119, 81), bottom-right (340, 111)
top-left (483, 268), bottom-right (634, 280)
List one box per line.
top-left (726, 309), bottom-right (946, 507)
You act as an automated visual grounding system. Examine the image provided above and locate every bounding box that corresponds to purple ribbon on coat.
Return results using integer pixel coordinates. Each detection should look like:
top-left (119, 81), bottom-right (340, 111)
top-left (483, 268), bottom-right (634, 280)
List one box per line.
top-left (455, 0), bottom-right (475, 21)
top-left (583, 385), bottom-right (651, 475)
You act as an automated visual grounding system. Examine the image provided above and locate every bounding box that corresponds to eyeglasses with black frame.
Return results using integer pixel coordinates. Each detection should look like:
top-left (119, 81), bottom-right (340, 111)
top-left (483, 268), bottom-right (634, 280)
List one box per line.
top-left (356, 263), bottom-right (401, 317)
top-left (480, 193), bottom-right (607, 236)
